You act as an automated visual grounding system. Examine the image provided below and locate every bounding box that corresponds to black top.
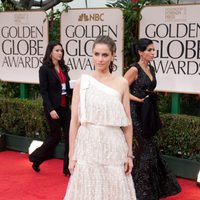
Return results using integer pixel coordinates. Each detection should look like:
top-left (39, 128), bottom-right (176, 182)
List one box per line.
top-left (129, 62), bottom-right (161, 137)
top-left (129, 62), bottom-right (157, 99)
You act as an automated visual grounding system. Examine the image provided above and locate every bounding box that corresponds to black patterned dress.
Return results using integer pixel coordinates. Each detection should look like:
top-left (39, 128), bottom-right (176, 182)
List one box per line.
top-left (130, 63), bottom-right (181, 200)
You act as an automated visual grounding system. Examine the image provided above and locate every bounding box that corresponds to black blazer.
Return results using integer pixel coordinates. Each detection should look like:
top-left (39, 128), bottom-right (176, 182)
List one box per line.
top-left (39, 64), bottom-right (71, 113)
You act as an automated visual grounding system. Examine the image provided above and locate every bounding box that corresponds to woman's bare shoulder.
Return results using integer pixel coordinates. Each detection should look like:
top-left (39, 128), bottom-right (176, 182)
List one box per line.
top-left (127, 65), bottom-right (138, 74)
top-left (114, 75), bottom-right (128, 83)
top-left (113, 76), bottom-right (129, 89)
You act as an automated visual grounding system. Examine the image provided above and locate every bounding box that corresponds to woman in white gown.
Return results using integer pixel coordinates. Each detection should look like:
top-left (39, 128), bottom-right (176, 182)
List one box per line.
top-left (64, 35), bottom-right (136, 200)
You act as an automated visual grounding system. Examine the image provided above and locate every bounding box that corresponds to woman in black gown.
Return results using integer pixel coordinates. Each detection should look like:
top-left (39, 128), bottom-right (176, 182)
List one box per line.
top-left (124, 38), bottom-right (181, 200)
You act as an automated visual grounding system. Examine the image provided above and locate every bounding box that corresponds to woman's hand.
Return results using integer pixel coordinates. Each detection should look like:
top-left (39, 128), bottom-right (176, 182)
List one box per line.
top-left (50, 110), bottom-right (59, 119)
top-left (139, 98), bottom-right (145, 103)
top-left (124, 157), bottom-right (133, 176)
top-left (68, 159), bottom-right (77, 175)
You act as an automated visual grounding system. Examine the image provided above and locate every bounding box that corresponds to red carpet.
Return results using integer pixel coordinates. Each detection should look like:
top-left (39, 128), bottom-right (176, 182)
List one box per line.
top-left (0, 151), bottom-right (69, 200)
top-left (0, 151), bottom-right (199, 200)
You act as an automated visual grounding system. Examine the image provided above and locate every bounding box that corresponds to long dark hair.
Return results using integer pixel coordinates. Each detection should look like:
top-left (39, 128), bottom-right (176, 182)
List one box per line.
top-left (43, 41), bottom-right (65, 69)
top-left (92, 35), bottom-right (116, 73)
top-left (132, 38), bottom-right (153, 62)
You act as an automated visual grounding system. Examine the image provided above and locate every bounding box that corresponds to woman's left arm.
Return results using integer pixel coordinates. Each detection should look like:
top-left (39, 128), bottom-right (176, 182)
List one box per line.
top-left (121, 78), bottom-right (133, 175)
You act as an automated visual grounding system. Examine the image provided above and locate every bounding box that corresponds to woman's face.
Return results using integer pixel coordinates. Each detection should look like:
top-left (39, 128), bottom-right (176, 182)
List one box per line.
top-left (51, 45), bottom-right (63, 63)
top-left (139, 43), bottom-right (155, 62)
top-left (92, 43), bottom-right (114, 72)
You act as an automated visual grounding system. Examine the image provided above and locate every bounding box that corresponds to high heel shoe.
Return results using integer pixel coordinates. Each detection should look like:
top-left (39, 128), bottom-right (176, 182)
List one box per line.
top-left (32, 162), bottom-right (40, 172)
top-left (63, 169), bottom-right (70, 176)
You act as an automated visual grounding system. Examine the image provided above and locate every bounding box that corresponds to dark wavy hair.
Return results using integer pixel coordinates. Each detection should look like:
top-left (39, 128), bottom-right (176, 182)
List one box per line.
top-left (132, 38), bottom-right (153, 62)
top-left (43, 41), bottom-right (66, 69)
top-left (92, 35), bottom-right (116, 73)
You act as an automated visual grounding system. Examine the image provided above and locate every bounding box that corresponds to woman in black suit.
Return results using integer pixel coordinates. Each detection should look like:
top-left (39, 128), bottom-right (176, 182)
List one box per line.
top-left (29, 41), bottom-right (71, 176)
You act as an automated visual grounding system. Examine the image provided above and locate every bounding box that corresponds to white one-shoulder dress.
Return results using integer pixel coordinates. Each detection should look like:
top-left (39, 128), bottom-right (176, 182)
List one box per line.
top-left (64, 75), bottom-right (136, 200)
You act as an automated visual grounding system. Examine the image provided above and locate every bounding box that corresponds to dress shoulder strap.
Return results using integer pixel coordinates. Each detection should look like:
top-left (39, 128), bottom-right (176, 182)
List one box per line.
top-left (80, 74), bottom-right (90, 124)
top-left (148, 64), bottom-right (155, 72)
top-left (80, 74), bottom-right (90, 90)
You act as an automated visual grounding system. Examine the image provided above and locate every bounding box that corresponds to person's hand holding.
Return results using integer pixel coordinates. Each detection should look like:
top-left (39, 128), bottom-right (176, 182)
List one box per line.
top-left (124, 157), bottom-right (133, 176)
top-left (50, 110), bottom-right (59, 119)
top-left (139, 98), bottom-right (145, 103)
top-left (68, 159), bottom-right (77, 175)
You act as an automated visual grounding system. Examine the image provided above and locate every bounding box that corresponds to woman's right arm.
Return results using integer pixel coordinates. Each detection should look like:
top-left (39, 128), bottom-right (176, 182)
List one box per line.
top-left (124, 67), bottom-right (144, 103)
top-left (39, 67), bottom-right (59, 119)
top-left (68, 80), bottom-right (81, 174)
top-left (39, 67), bottom-right (54, 112)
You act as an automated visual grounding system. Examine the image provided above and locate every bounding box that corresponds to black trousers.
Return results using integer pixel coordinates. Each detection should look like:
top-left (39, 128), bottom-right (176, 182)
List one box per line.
top-left (29, 106), bottom-right (71, 174)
